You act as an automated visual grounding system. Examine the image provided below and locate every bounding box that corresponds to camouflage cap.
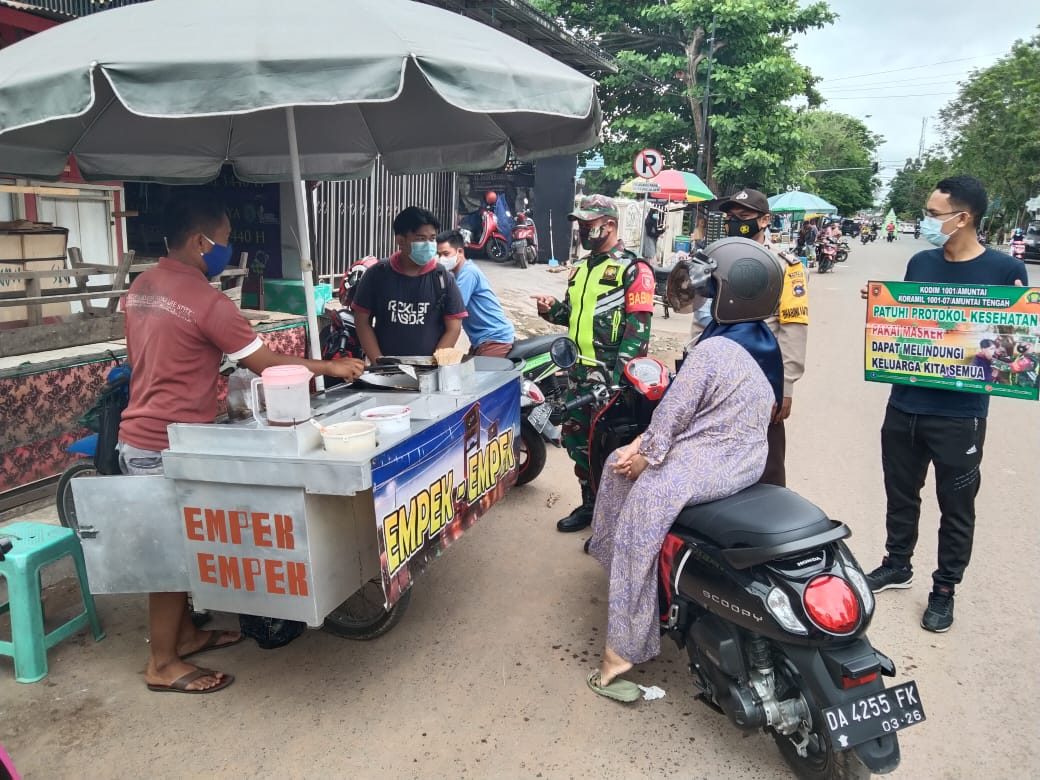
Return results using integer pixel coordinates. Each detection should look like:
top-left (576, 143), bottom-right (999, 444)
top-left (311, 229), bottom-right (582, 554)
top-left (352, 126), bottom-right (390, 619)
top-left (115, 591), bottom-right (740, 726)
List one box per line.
top-left (568, 194), bottom-right (619, 222)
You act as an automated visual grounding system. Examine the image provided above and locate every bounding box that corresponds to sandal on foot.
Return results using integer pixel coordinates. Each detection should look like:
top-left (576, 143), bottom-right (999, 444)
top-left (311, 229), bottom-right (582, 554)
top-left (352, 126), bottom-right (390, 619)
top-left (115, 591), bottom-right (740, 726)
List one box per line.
top-left (181, 630), bottom-right (244, 660)
top-left (147, 668), bottom-right (235, 694)
top-left (587, 670), bottom-right (640, 703)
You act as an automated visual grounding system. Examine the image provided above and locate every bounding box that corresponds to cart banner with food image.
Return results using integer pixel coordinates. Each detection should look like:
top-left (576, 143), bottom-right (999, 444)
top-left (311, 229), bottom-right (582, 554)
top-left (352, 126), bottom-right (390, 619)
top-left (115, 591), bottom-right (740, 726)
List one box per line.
top-left (372, 379), bottom-right (521, 606)
top-left (865, 281), bottom-right (1040, 400)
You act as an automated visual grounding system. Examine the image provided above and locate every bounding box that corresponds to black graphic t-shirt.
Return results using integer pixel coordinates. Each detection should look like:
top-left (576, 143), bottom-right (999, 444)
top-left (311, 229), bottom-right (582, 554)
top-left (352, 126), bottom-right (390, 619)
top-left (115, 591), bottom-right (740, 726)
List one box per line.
top-left (351, 252), bottom-right (466, 356)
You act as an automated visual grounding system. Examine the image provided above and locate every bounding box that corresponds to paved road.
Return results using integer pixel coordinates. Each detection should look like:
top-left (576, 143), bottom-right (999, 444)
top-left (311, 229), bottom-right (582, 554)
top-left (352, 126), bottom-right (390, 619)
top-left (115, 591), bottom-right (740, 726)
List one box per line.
top-left (3, 238), bottom-right (1038, 779)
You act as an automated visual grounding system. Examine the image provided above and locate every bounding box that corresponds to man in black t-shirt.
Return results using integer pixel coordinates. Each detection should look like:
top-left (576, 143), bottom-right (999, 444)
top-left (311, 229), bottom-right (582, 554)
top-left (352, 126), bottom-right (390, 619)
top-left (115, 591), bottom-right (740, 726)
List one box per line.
top-left (352, 207), bottom-right (466, 360)
top-left (860, 175), bottom-right (1028, 634)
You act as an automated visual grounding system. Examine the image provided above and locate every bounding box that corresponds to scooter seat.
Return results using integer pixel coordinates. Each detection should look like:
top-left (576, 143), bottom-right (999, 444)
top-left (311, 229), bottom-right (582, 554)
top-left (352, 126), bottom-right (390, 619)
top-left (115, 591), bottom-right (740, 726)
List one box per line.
top-left (507, 334), bottom-right (560, 361)
top-left (653, 264), bottom-right (674, 284)
top-left (673, 484), bottom-right (834, 549)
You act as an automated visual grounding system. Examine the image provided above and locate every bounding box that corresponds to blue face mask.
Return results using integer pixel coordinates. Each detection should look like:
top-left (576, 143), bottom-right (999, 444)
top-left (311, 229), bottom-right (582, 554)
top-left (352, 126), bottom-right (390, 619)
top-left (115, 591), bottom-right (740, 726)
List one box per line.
top-left (919, 214), bottom-right (960, 248)
top-left (409, 241), bottom-right (437, 266)
top-left (202, 235), bottom-right (234, 277)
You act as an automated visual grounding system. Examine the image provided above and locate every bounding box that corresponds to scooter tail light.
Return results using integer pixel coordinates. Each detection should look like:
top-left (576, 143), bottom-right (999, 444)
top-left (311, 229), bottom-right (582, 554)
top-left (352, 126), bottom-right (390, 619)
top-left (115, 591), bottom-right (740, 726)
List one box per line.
top-left (766, 587), bottom-right (809, 635)
top-left (844, 565), bottom-right (875, 616)
top-left (521, 380), bottom-right (545, 404)
top-left (841, 672), bottom-right (879, 689)
top-left (803, 575), bottom-right (860, 635)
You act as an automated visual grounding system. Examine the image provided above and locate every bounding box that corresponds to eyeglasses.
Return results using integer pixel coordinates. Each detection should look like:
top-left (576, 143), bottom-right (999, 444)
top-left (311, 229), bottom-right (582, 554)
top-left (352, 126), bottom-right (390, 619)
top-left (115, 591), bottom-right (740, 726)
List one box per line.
top-left (921, 209), bottom-right (963, 219)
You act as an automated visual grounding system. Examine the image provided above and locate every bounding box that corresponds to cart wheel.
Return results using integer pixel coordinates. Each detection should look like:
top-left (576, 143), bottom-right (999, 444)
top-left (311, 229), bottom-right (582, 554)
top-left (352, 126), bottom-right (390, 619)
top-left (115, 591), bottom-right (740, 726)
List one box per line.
top-left (516, 420), bottom-right (547, 486)
top-left (56, 460), bottom-right (99, 533)
top-left (322, 578), bottom-right (412, 640)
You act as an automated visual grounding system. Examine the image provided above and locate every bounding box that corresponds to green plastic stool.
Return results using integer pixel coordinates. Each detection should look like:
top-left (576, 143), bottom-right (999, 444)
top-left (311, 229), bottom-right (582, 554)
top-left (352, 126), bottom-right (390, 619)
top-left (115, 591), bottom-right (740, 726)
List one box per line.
top-left (0, 521), bottom-right (105, 683)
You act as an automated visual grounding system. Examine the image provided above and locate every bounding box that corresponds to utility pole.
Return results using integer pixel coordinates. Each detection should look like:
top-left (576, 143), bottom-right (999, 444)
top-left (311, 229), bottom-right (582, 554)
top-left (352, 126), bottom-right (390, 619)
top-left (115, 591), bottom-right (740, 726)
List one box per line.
top-left (917, 117), bottom-right (927, 161)
top-left (694, 15), bottom-right (717, 181)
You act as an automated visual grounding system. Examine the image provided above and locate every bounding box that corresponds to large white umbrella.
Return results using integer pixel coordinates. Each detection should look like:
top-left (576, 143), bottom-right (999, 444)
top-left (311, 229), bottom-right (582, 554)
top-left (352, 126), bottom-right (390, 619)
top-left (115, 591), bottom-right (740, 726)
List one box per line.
top-left (0, 0), bottom-right (601, 373)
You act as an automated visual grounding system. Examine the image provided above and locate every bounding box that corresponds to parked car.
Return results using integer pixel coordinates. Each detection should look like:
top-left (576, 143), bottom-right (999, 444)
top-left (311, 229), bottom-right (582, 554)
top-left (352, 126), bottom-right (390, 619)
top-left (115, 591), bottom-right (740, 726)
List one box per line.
top-left (1023, 221), bottom-right (1040, 262)
top-left (898, 220), bottom-right (917, 234)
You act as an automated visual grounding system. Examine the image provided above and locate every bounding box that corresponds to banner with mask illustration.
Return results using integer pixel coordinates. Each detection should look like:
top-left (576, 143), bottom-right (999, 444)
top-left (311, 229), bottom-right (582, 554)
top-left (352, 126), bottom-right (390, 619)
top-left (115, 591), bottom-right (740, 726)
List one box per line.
top-left (864, 281), bottom-right (1040, 401)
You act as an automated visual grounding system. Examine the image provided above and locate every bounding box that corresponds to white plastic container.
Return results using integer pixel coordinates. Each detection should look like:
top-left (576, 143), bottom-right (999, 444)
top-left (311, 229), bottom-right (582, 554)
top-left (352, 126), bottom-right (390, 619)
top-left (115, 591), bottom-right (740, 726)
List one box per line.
top-left (360, 405), bottom-right (411, 437)
top-left (319, 421), bottom-right (377, 455)
top-left (250, 364), bottom-right (313, 426)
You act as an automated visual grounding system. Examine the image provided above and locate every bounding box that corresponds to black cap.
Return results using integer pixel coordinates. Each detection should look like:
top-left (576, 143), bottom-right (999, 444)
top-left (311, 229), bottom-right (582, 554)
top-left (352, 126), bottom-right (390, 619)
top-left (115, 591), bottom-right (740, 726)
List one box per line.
top-left (717, 188), bottom-right (770, 214)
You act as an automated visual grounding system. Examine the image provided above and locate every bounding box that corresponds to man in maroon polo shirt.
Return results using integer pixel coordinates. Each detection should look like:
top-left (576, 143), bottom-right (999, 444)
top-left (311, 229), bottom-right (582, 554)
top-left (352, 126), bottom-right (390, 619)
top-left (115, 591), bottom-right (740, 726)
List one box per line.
top-left (119, 192), bottom-right (364, 694)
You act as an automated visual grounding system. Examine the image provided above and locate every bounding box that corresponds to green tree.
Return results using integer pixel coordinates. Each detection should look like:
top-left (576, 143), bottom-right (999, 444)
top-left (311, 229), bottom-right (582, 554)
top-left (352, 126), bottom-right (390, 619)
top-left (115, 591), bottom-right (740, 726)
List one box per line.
top-left (937, 32), bottom-right (1040, 228)
top-left (796, 111), bottom-right (881, 215)
top-left (534, 0), bottom-right (835, 193)
top-left (886, 157), bottom-right (953, 219)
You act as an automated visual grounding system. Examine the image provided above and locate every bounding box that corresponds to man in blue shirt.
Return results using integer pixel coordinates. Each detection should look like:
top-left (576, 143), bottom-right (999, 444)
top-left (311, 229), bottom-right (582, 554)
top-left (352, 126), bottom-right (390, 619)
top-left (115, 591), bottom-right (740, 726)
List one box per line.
top-left (436, 230), bottom-right (515, 357)
top-left (861, 175), bottom-right (1028, 633)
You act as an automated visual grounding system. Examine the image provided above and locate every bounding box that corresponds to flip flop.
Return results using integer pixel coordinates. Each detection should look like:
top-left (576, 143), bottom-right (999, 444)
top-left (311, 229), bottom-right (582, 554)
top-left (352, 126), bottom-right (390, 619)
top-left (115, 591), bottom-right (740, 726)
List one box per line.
top-left (181, 630), bottom-right (244, 660)
top-left (587, 670), bottom-right (640, 703)
top-left (147, 668), bottom-right (235, 694)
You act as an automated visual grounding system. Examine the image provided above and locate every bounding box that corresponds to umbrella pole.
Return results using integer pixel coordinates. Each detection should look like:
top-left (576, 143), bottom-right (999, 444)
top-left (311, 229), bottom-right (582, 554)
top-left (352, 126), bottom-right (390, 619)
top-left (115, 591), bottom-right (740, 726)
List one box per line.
top-left (285, 106), bottom-right (325, 391)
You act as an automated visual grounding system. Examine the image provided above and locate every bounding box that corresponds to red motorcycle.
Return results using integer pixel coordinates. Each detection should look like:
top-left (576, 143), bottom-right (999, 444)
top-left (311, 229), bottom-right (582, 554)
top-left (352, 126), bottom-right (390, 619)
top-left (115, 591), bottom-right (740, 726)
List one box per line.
top-left (1011, 237), bottom-right (1026, 261)
top-left (461, 191), bottom-right (509, 262)
top-left (509, 199), bottom-right (538, 268)
top-left (817, 240), bottom-right (837, 273)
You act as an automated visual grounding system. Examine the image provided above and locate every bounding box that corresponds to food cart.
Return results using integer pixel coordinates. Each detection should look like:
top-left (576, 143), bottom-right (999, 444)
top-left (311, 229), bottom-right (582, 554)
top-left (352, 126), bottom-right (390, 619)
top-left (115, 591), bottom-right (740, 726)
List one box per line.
top-left (70, 358), bottom-right (521, 636)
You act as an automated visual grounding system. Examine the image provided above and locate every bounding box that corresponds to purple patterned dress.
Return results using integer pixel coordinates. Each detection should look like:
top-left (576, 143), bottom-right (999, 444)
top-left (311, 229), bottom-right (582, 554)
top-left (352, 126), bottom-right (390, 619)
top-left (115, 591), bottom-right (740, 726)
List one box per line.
top-left (588, 337), bottom-right (773, 664)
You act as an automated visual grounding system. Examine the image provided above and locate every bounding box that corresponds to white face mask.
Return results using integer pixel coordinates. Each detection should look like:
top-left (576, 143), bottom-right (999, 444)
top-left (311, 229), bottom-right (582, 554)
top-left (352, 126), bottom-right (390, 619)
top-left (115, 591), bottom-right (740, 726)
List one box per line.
top-left (437, 251), bottom-right (458, 271)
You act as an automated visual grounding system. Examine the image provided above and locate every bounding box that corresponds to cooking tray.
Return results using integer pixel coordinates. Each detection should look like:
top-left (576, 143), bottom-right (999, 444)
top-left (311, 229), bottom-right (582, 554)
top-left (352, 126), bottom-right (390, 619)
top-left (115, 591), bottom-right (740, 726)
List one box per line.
top-left (351, 363), bottom-right (438, 391)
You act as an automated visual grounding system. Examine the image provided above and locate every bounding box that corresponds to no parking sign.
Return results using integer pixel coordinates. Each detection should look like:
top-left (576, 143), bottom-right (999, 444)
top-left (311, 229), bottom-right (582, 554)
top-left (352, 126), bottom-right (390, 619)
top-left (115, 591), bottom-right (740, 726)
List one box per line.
top-left (633, 148), bottom-right (664, 179)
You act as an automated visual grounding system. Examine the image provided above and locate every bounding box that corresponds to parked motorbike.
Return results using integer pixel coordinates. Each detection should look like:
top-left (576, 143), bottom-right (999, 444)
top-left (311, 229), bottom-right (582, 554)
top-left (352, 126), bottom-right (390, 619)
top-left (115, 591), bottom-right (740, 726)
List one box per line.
top-left (549, 336), bottom-right (921, 779)
top-left (817, 242), bottom-right (837, 274)
top-left (509, 200), bottom-right (539, 269)
top-left (506, 334), bottom-right (568, 485)
top-left (836, 240), bottom-right (851, 264)
top-left (460, 191), bottom-right (510, 262)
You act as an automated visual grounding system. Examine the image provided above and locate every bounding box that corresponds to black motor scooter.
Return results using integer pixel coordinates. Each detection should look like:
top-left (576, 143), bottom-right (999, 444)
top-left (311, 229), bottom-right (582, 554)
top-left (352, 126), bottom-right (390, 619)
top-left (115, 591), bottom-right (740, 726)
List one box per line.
top-left (550, 337), bottom-right (922, 779)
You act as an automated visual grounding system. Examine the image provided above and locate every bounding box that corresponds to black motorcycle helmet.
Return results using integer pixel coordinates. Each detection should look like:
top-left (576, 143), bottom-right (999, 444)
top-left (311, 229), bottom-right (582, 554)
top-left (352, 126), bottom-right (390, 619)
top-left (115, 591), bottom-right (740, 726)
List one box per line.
top-left (665, 238), bottom-right (784, 323)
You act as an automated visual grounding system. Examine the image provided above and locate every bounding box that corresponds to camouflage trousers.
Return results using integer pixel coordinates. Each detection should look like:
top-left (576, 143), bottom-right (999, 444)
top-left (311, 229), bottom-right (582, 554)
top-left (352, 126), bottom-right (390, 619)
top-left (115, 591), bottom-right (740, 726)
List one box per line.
top-left (561, 383), bottom-right (594, 481)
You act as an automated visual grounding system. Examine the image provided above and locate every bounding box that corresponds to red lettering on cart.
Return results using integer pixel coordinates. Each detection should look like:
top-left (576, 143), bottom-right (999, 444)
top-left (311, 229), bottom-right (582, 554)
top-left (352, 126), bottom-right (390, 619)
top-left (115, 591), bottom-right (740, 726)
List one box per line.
top-left (382, 473), bottom-right (456, 575)
top-left (219, 554), bottom-right (242, 589)
top-left (197, 552), bottom-right (217, 584)
top-left (286, 561), bottom-right (308, 596)
top-left (264, 558), bottom-right (286, 594)
top-left (243, 557), bottom-right (263, 591)
top-left (274, 514), bottom-right (295, 550)
top-left (252, 513), bottom-right (273, 547)
top-left (184, 507), bottom-right (204, 541)
top-left (205, 509), bottom-right (228, 543)
top-left (228, 511), bottom-right (250, 545)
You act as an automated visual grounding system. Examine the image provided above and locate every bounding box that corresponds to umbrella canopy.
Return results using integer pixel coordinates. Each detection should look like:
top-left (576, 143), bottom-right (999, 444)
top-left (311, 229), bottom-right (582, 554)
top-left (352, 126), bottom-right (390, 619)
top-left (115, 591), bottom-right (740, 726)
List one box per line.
top-left (0, 0), bottom-right (602, 371)
top-left (0, 0), bottom-right (601, 182)
top-left (767, 191), bottom-right (838, 214)
top-left (620, 169), bottom-right (714, 203)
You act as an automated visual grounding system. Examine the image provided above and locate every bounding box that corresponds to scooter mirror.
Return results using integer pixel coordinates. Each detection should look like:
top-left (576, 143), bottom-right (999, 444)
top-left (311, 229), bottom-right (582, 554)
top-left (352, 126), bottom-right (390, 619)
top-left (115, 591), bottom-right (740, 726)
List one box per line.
top-left (549, 337), bottom-right (579, 369)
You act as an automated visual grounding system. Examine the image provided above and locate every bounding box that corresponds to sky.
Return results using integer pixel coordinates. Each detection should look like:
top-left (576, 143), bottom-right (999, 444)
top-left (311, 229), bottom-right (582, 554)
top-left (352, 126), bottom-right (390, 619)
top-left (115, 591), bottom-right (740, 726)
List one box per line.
top-left (791, 0), bottom-right (1037, 193)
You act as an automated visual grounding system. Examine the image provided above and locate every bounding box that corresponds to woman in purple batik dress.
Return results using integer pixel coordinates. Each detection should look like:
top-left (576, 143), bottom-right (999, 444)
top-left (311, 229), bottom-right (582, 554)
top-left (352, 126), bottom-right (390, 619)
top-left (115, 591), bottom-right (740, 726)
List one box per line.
top-left (585, 335), bottom-right (774, 702)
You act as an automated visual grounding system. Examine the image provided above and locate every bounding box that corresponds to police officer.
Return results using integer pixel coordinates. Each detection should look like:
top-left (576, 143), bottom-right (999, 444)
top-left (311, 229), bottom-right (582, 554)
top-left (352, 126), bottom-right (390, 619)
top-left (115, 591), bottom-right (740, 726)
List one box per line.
top-left (690, 188), bottom-right (808, 486)
top-left (532, 194), bottom-right (655, 532)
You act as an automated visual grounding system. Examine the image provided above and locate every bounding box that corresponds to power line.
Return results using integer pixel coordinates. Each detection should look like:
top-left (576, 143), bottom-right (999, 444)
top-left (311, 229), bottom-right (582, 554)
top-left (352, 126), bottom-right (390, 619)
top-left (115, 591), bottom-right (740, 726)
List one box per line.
top-left (824, 79), bottom-right (964, 94)
top-left (821, 53), bottom-right (1004, 83)
top-left (822, 71), bottom-right (973, 92)
top-left (825, 93), bottom-right (958, 100)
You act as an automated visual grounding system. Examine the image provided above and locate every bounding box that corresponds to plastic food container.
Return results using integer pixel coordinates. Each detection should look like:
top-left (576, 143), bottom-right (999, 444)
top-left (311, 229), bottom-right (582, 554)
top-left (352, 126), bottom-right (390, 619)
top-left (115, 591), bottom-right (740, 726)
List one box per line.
top-left (360, 405), bottom-right (411, 436)
top-left (319, 421), bottom-right (377, 454)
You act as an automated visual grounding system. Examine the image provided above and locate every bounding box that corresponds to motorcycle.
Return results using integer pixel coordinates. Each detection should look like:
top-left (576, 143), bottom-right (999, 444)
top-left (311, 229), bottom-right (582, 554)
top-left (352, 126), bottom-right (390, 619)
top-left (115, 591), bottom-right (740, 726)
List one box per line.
top-left (460, 192), bottom-right (510, 262)
top-left (817, 241), bottom-right (837, 274)
top-left (549, 337), bottom-right (920, 779)
top-left (885, 231), bottom-right (895, 243)
top-left (913, 228), bottom-right (920, 240)
top-left (860, 232), bottom-right (870, 246)
top-left (836, 240), bottom-right (851, 264)
top-left (1011, 238), bottom-right (1026, 260)
top-left (868, 230), bottom-right (878, 243)
top-left (509, 200), bottom-right (539, 269)
top-left (506, 334), bottom-right (569, 486)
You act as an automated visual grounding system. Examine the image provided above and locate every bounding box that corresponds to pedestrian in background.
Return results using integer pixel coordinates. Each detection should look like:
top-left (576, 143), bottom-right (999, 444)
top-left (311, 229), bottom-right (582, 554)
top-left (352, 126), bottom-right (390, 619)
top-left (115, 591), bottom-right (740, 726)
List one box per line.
top-left (861, 175), bottom-right (1028, 633)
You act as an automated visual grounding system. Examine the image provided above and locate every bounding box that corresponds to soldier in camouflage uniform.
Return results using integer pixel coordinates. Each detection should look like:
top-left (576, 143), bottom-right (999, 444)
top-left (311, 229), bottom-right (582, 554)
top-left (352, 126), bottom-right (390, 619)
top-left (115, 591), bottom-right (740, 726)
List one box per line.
top-left (533, 194), bottom-right (655, 532)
